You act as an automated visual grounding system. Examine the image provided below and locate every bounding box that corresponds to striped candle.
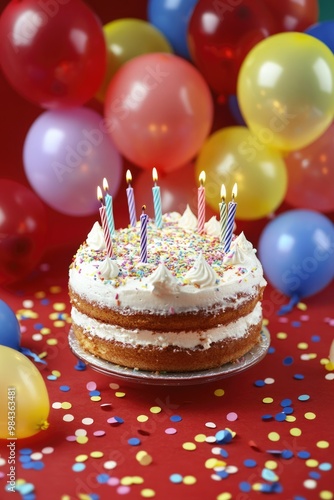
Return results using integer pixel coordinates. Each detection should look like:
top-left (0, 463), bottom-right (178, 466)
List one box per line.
top-left (140, 205), bottom-right (149, 263)
top-left (224, 183), bottom-right (238, 253)
top-left (197, 170), bottom-right (206, 234)
top-left (219, 184), bottom-right (227, 245)
top-left (126, 169), bottom-right (137, 227)
top-left (152, 167), bottom-right (162, 228)
top-left (103, 178), bottom-right (115, 236)
top-left (97, 186), bottom-right (113, 258)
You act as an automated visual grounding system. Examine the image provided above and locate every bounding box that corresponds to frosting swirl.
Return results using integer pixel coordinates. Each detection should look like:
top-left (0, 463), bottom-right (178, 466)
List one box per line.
top-left (146, 263), bottom-right (180, 296)
top-left (226, 232), bottom-right (256, 266)
top-left (184, 253), bottom-right (219, 288)
top-left (178, 205), bottom-right (198, 231)
top-left (98, 258), bottom-right (120, 279)
top-left (87, 222), bottom-right (106, 251)
top-left (204, 216), bottom-right (220, 238)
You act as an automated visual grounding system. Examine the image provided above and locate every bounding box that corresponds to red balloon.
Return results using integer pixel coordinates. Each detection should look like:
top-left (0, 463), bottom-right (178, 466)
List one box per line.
top-left (263, 0), bottom-right (318, 32)
top-left (285, 122), bottom-right (334, 213)
top-left (0, 180), bottom-right (47, 285)
top-left (188, 0), bottom-right (278, 96)
top-left (0, 0), bottom-right (106, 109)
top-left (104, 53), bottom-right (213, 173)
top-left (133, 163), bottom-right (216, 220)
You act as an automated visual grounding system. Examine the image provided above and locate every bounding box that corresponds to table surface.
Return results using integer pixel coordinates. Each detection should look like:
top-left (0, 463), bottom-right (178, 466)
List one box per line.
top-left (0, 243), bottom-right (333, 500)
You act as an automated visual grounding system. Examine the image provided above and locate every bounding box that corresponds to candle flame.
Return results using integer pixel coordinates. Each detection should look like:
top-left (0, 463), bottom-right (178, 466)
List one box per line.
top-left (220, 184), bottom-right (226, 201)
top-left (103, 177), bottom-right (109, 192)
top-left (232, 183), bottom-right (238, 200)
top-left (97, 186), bottom-right (103, 202)
top-left (199, 171), bottom-right (206, 186)
top-left (152, 167), bottom-right (158, 183)
top-left (126, 169), bottom-right (132, 184)
top-left (142, 204), bottom-right (146, 213)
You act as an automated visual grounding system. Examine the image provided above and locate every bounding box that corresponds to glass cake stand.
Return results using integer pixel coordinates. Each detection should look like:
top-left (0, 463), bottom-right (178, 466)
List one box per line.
top-left (68, 327), bottom-right (270, 386)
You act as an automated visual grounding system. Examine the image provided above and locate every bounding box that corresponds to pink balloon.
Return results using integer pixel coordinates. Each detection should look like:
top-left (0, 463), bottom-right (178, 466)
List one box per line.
top-left (133, 163), bottom-right (216, 220)
top-left (285, 122), bottom-right (334, 213)
top-left (104, 53), bottom-right (214, 173)
top-left (23, 108), bottom-right (123, 216)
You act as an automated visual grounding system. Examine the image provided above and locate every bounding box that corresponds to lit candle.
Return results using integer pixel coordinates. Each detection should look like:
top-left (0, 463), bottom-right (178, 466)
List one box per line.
top-left (224, 183), bottom-right (238, 253)
top-left (103, 178), bottom-right (115, 236)
top-left (152, 167), bottom-right (162, 229)
top-left (97, 186), bottom-right (113, 258)
top-left (126, 169), bottom-right (137, 227)
top-left (219, 184), bottom-right (227, 245)
top-left (197, 170), bottom-right (206, 234)
top-left (140, 205), bottom-right (149, 263)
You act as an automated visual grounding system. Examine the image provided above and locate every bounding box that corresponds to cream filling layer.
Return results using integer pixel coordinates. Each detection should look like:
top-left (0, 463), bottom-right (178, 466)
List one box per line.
top-left (71, 302), bottom-right (263, 350)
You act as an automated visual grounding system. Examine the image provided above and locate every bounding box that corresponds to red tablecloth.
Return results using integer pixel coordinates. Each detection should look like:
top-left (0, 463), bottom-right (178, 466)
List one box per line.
top-left (0, 245), bottom-right (333, 500)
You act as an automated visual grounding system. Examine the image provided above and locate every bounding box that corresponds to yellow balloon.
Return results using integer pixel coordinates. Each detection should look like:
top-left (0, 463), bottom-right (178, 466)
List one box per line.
top-left (195, 126), bottom-right (287, 220)
top-left (0, 346), bottom-right (50, 439)
top-left (96, 18), bottom-right (173, 102)
top-left (237, 32), bottom-right (334, 151)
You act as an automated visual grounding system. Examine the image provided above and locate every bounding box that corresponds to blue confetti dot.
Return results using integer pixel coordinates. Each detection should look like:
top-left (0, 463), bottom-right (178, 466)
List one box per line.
top-left (311, 335), bottom-right (320, 342)
top-left (19, 455), bottom-right (32, 463)
top-left (34, 323), bottom-right (44, 330)
top-left (170, 415), bottom-right (182, 422)
top-left (47, 375), bottom-right (57, 381)
top-left (75, 359), bottom-right (86, 371)
top-left (268, 346), bottom-right (276, 354)
top-left (297, 451), bottom-right (311, 459)
top-left (215, 429), bottom-right (233, 444)
top-left (60, 385), bottom-right (70, 392)
top-left (293, 373), bottom-right (304, 380)
top-left (281, 450), bottom-right (294, 459)
top-left (319, 463), bottom-right (332, 471)
top-left (283, 407), bottom-right (294, 415)
top-left (280, 398), bottom-right (292, 407)
top-left (220, 448), bottom-right (229, 458)
top-left (293, 496), bottom-right (307, 500)
top-left (239, 481), bottom-right (251, 492)
top-left (20, 448), bottom-right (33, 455)
top-left (309, 471), bottom-right (321, 480)
top-left (292, 321), bottom-right (301, 327)
top-left (72, 463), bottom-right (86, 472)
top-left (244, 459), bottom-right (257, 468)
top-left (262, 414), bottom-right (273, 421)
top-left (298, 394), bottom-right (310, 401)
top-left (217, 469), bottom-right (229, 479)
top-left (283, 356), bottom-right (294, 366)
top-left (254, 379), bottom-right (265, 387)
top-left (275, 413), bottom-right (286, 422)
top-left (41, 299), bottom-right (50, 305)
top-left (22, 494), bottom-right (36, 500)
top-left (97, 473), bottom-right (110, 484)
top-left (128, 437), bottom-right (141, 446)
top-left (170, 473), bottom-right (183, 484)
top-left (114, 416), bottom-right (124, 424)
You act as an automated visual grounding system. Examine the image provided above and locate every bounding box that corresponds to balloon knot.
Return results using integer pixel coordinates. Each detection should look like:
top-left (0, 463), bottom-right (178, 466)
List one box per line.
top-left (39, 420), bottom-right (49, 431)
top-left (277, 294), bottom-right (300, 316)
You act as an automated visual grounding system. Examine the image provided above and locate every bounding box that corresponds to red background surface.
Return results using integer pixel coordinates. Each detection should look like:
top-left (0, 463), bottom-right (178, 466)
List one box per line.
top-left (1, 1), bottom-right (334, 499)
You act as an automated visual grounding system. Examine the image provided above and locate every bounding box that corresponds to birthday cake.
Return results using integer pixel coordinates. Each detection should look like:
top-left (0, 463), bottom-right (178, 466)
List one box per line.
top-left (69, 207), bottom-right (267, 372)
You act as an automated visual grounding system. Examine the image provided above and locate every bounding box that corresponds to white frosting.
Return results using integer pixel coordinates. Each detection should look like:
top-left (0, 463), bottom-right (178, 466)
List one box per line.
top-left (71, 302), bottom-right (263, 350)
top-left (224, 232), bottom-right (257, 266)
top-left (146, 262), bottom-right (180, 296)
top-left (98, 258), bottom-right (119, 280)
top-left (178, 205), bottom-right (198, 230)
top-left (184, 253), bottom-right (219, 288)
top-left (86, 222), bottom-right (105, 251)
top-left (204, 216), bottom-right (220, 238)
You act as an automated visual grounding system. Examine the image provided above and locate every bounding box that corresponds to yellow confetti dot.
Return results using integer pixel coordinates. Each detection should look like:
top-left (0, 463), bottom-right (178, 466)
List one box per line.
top-left (150, 406), bottom-right (161, 414)
top-left (132, 476), bottom-right (144, 485)
top-left (41, 327), bottom-right (51, 335)
top-left (46, 338), bottom-right (58, 345)
top-left (115, 391), bottom-right (126, 398)
top-left (320, 358), bottom-right (329, 365)
top-left (52, 370), bottom-right (61, 378)
top-left (78, 495), bottom-right (91, 500)
top-left (90, 396), bottom-right (101, 402)
top-left (262, 397), bottom-right (274, 404)
top-left (253, 483), bottom-right (262, 491)
top-left (50, 286), bottom-right (62, 293)
top-left (325, 361), bottom-right (334, 371)
top-left (304, 412), bottom-right (316, 420)
top-left (277, 332), bottom-right (287, 340)
top-left (194, 434), bottom-right (206, 442)
top-left (217, 494), bottom-right (232, 500)
top-left (75, 455), bottom-right (88, 462)
top-left (183, 475), bottom-right (197, 485)
top-left (285, 415), bottom-right (296, 422)
top-left (182, 442), bottom-right (196, 451)
top-left (54, 302), bottom-right (66, 311)
top-left (265, 460), bottom-right (278, 470)
top-left (205, 458), bottom-right (219, 469)
top-left (90, 451), bottom-right (104, 458)
top-left (53, 320), bottom-right (65, 328)
top-left (305, 459), bottom-right (319, 468)
top-left (76, 436), bottom-right (89, 444)
top-left (319, 491), bottom-right (333, 500)
top-left (297, 302), bottom-right (307, 311)
top-left (290, 427), bottom-right (302, 437)
top-left (214, 388), bottom-right (225, 397)
top-left (297, 342), bottom-right (308, 350)
top-left (61, 496), bottom-right (70, 500)
top-left (49, 312), bottom-right (59, 320)
top-left (61, 402), bottom-right (72, 409)
top-left (137, 415), bottom-right (149, 422)
top-left (268, 432), bottom-right (280, 442)
top-left (263, 318), bottom-right (269, 326)
top-left (136, 451), bottom-right (152, 466)
top-left (141, 489), bottom-right (155, 498)
top-left (121, 476), bottom-right (133, 486)
top-left (317, 441), bottom-right (329, 449)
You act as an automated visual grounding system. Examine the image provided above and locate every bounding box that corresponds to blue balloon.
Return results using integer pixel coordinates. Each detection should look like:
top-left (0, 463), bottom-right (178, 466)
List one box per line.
top-left (148, 0), bottom-right (198, 59)
top-left (305, 21), bottom-right (334, 53)
top-left (258, 210), bottom-right (334, 299)
top-left (0, 300), bottom-right (21, 350)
